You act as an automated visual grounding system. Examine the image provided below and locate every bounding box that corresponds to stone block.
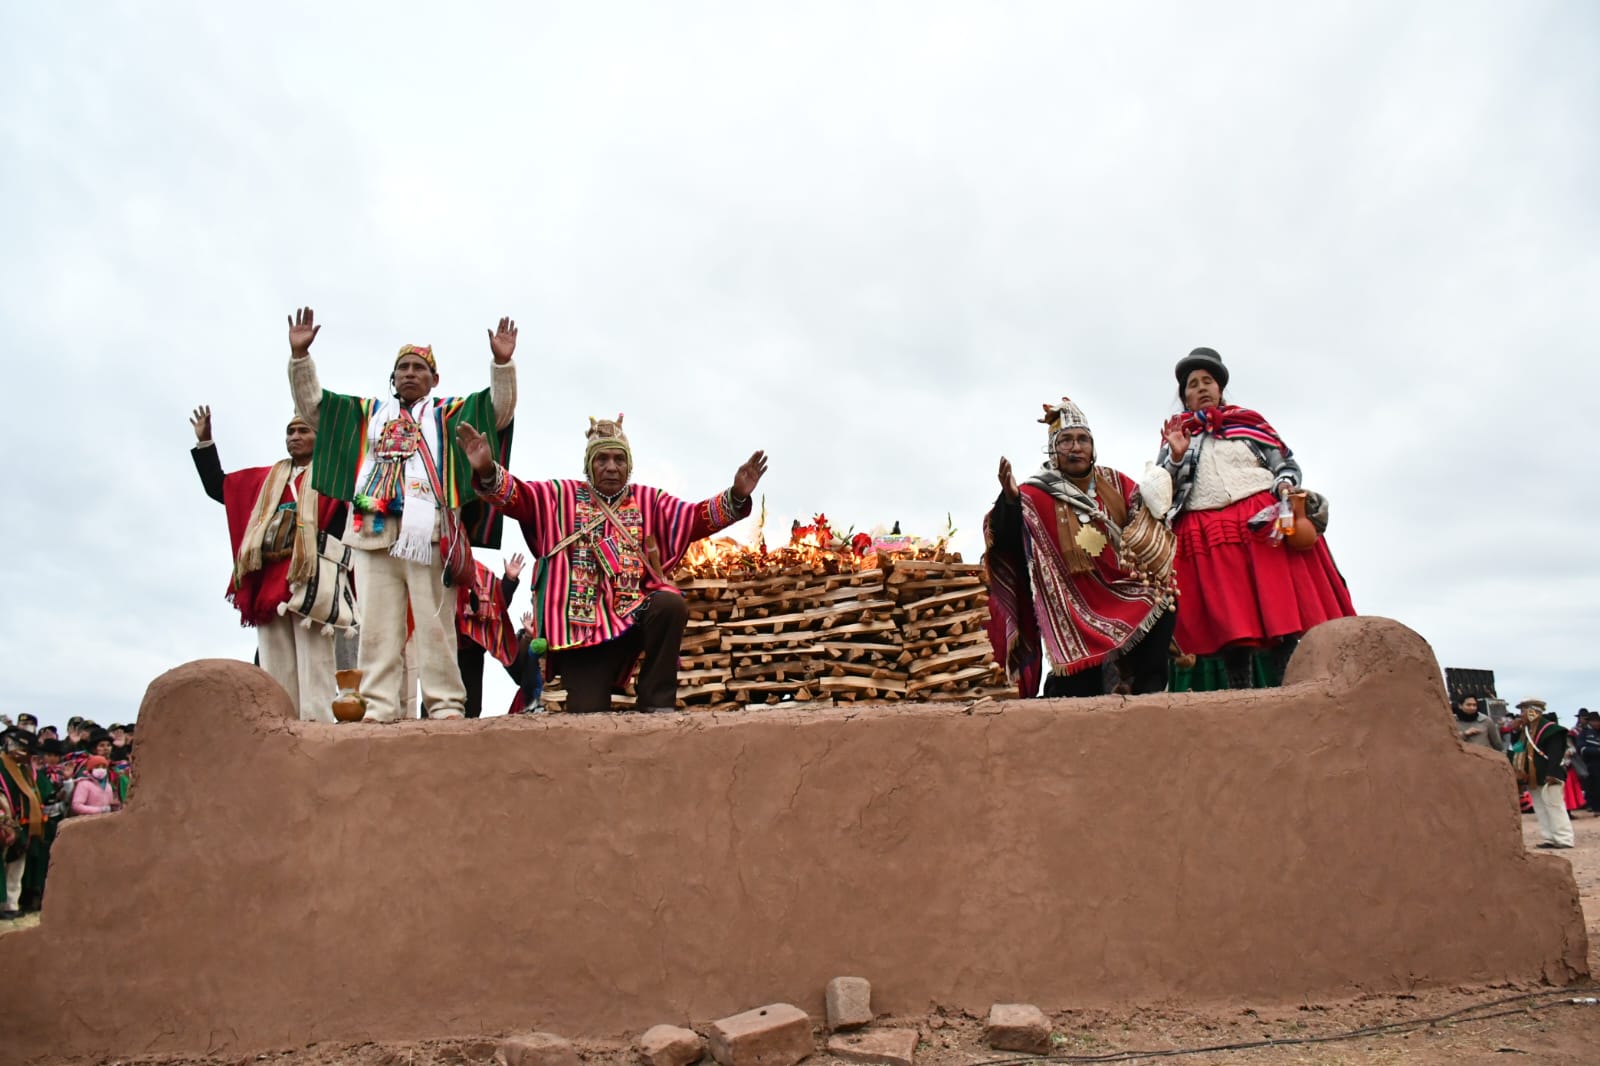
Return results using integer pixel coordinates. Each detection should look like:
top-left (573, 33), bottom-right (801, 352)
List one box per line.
top-left (641, 1024), bottom-right (706, 1066)
top-left (825, 1028), bottom-right (918, 1066)
top-left (984, 1004), bottom-right (1051, 1054)
top-left (825, 977), bottom-right (873, 1031)
top-left (706, 1003), bottom-right (813, 1066)
top-left (496, 1032), bottom-right (582, 1066)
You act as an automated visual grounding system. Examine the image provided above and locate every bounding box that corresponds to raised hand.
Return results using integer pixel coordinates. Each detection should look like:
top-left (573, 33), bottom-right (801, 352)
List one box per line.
top-left (488, 316), bottom-right (518, 364)
top-left (998, 457), bottom-right (1018, 500)
top-left (455, 422), bottom-right (496, 477)
top-left (504, 552), bottom-right (526, 581)
top-left (732, 450), bottom-right (769, 499)
top-left (190, 405), bottom-right (213, 443)
top-left (520, 610), bottom-right (536, 633)
top-left (288, 307), bottom-right (320, 358)
top-left (1162, 415), bottom-right (1190, 462)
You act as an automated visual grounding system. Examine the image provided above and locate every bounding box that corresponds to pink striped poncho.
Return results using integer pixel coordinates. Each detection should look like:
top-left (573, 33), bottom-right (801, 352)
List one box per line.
top-left (483, 473), bottom-right (749, 652)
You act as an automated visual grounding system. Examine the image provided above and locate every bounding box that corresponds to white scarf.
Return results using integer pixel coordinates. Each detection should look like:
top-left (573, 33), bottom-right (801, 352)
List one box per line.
top-left (354, 397), bottom-right (441, 565)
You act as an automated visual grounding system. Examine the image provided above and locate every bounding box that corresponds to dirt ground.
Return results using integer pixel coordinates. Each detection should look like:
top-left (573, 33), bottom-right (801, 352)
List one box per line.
top-left (10, 812), bottom-right (1600, 1066)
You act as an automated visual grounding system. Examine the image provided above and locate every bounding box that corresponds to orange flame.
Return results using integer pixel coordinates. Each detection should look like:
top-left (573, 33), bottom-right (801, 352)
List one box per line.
top-left (674, 514), bottom-right (956, 580)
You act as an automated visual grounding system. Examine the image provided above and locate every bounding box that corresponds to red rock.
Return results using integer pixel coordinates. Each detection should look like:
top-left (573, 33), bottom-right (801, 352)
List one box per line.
top-left (640, 1024), bottom-right (705, 1066)
top-left (496, 1032), bottom-right (582, 1066)
top-left (825, 977), bottom-right (873, 1031)
top-left (984, 1004), bottom-right (1051, 1054)
top-left (706, 1003), bottom-right (813, 1066)
top-left (825, 1028), bottom-right (918, 1066)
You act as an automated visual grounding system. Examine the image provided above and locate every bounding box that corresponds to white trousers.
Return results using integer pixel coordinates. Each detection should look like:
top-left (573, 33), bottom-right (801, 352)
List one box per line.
top-left (3, 854), bottom-right (24, 910)
top-left (257, 614), bottom-right (338, 723)
top-left (1531, 780), bottom-right (1576, 847)
top-left (353, 547), bottom-right (464, 722)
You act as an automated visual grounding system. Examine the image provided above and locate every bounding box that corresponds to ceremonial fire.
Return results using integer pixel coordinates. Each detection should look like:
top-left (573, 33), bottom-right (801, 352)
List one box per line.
top-left (542, 510), bottom-right (1006, 711)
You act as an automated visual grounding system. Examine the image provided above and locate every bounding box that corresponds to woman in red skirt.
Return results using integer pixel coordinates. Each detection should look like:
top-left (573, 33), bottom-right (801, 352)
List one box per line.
top-left (1156, 347), bottom-right (1355, 687)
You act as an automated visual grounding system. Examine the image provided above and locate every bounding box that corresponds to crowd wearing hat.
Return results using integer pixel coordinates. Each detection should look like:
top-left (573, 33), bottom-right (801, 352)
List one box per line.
top-left (0, 715), bottom-right (134, 919)
top-left (1495, 698), bottom-right (1600, 850)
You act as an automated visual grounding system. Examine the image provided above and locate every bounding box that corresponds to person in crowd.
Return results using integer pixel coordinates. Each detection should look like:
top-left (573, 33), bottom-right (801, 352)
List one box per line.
top-left (191, 404), bottom-right (349, 721)
top-left (69, 756), bottom-right (121, 817)
top-left (15, 713), bottom-right (36, 734)
top-left (37, 726), bottom-right (58, 743)
top-left (1154, 347), bottom-right (1356, 688)
top-left (509, 611), bottom-right (550, 714)
top-left (1563, 719), bottom-right (1588, 814)
top-left (64, 718), bottom-right (85, 750)
top-left (1515, 698), bottom-right (1573, 848)
top-left (984, 396), bottom-right (1177, 698)
top-left (455, 554), bottom-right (526, 719)
top-left (1575, 710), bottom-right (1600, 816)
top-left (108, 724), bottom-right (133, 761)
top-left (1454, 696), bottom-right (1504, 751)
top-left (0, 727), bottom-right (44, 919)
top-left (457, 414), bottom-right (767, 713)
top-left (288, 307), bottom-right (519, 723)
top-left (19, 740), bottom-right (64, 911)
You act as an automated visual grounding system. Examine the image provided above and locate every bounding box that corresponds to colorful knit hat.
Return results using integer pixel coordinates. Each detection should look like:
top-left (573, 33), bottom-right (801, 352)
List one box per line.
top-left (394, 344), bottom-right (437, 372)
top-left (584, 414), bottom-right (632, 481)
top-left (82, 755), bottom-right (109, 772)
top-left (1040, 396), bottom-right (1092, 441)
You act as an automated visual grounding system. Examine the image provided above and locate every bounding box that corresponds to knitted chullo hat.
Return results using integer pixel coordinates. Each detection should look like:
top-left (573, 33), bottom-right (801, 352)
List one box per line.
top-left (394, 344), bottom-right (437, 372)
top-left (584, 414), bottom-right (632, 482)
top-left (1039, 397), bottom-right (1092, 443)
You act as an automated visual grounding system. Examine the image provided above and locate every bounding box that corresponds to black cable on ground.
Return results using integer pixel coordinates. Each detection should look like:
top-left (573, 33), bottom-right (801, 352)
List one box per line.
top-left (957, 984), bottom-right (1600, 1065)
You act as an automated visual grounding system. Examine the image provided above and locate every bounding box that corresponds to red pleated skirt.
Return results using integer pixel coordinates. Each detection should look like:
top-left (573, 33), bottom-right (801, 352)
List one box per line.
top-left (1565, 770), bottom-right (1586, 812)
top-left (1172, 489), bottom-right (1356, 657)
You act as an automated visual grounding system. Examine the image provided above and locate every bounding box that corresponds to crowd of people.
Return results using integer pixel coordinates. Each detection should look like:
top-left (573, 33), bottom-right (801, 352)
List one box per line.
top-left (1455, 697), bottom-right (1600, 850)
top-left (0, 716), bottom-right (135, 919)
top-left (3, 330), bottom-right (1588, 919)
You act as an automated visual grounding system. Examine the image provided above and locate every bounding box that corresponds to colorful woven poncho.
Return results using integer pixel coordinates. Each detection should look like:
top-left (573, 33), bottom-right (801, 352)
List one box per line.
top-left (308, 387), bottom-right (513, 549)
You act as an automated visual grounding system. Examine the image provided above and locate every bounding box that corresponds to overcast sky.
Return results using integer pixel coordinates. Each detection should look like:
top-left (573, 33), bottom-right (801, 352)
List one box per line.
top-left (2, 2), bottom-right (1595, 729)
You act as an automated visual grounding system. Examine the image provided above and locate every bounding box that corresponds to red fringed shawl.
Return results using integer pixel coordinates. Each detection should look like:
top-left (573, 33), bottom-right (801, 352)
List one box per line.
top-left (220, 467), bottom-right (342, 627)
top-left (985, 477), bottom-right (1167, 697)
top-left (1177, 405), bottom-right (1287, 449)
top-left (455, 559), bottom-right (520, 667)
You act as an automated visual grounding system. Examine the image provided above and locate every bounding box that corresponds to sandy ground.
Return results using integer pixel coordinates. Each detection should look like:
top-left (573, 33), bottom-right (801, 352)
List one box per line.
top-left (8, 811), bottom-right (1600, 1065)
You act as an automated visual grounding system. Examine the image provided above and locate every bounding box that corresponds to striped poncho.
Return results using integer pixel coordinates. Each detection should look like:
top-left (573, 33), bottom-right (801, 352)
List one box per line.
top-left (309, 387), bottom-right (513, 548)
top-left (482, 473), bottom-right (749, 651)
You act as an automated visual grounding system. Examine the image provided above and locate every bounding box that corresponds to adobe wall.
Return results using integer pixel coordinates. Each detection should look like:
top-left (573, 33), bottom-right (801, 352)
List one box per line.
top-left (0, 617), bottom-right (1586, 1063)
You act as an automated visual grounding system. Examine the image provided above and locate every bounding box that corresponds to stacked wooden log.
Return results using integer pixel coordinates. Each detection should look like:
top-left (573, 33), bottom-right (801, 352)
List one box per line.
top-left (538, 533), bottom-right (1008, 712)
top-left (885, 558), bottom-right (1010, 702)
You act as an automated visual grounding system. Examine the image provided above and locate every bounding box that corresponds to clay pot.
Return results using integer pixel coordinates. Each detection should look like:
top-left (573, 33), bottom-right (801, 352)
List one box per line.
top-left (331, 669), bottom-right (367, 723)
top-left (1285, 492), bottom-right (1320, 551)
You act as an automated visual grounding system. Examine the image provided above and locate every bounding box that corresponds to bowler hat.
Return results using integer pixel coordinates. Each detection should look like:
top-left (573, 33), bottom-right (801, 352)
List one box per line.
top-left (1176, 347), bottom-right (1229, 391)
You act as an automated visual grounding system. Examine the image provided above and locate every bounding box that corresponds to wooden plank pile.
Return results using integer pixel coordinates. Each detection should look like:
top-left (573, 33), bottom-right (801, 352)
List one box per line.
top-left (538, 528), bottom-right (1009, 712)
top-left (883, 557), bottom-right (1012, 703)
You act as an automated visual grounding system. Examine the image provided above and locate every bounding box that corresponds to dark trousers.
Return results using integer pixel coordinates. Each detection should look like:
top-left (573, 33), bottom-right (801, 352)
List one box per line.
top-left (458, 644), bottom-right (486, 719)
top-left (556, 591), bottom-right (687, 713)
top-left (1043, 607), bottom-right (1177, 698)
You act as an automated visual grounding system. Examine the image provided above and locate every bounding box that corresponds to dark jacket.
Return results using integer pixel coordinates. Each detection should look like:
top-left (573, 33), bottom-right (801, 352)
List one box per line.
top-left (1520, 713), bottom-right (1570, 787)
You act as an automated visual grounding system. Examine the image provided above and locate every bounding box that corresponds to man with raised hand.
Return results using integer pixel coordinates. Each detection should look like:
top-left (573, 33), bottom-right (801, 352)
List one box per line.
top-left (287, 307), bottom-right (518, 723)
top-left (190, 404), bottom-right (348, 720)
top-left (456, 415), bottom-right (766, 713)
